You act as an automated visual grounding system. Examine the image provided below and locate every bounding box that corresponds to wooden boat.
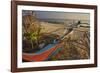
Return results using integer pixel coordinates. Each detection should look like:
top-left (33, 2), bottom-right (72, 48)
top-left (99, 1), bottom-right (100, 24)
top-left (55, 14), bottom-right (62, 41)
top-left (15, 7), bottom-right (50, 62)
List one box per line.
top-left (22, 27), bottom-right (73, 61)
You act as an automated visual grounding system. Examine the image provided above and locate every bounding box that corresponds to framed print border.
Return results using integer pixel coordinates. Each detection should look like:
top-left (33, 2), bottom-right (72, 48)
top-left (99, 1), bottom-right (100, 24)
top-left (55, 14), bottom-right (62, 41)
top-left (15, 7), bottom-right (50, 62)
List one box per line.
top-left (11, 1), bottom-right (97, 72)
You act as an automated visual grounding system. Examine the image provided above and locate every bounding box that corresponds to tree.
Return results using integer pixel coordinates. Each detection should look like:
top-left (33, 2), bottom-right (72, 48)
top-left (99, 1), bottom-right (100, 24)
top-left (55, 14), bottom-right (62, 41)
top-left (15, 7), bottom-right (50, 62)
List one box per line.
top-left (23, 11), bottom-right (42, 50)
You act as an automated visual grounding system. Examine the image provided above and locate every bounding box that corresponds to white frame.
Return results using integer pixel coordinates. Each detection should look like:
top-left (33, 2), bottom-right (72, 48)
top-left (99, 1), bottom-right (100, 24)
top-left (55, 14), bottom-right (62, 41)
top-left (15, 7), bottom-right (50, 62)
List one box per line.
top-left (17, 5), bottom-right (95, 68)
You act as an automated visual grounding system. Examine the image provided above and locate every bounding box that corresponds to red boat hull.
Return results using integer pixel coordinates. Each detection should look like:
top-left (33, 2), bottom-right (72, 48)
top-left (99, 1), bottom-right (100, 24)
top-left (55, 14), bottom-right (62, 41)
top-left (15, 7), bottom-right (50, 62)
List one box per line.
top-left (23, 42), bottom-right (64, 61)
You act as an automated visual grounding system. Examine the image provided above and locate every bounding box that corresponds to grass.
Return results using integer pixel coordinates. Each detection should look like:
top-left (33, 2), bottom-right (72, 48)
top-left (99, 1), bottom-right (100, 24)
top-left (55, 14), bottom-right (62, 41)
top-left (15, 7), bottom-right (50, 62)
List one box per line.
top-left (50, 29), bottom-right (90, 60)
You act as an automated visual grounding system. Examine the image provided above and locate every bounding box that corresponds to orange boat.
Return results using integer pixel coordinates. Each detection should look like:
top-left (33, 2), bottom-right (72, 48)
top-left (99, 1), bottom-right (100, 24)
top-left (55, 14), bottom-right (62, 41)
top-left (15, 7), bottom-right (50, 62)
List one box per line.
top-left (22, 28), bottom-right (73, 62)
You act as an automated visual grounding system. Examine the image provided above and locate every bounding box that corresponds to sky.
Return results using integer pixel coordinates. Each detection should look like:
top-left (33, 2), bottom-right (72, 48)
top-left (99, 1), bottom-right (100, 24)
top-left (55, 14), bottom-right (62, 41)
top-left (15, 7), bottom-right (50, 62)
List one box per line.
top-left (35, 11), bottom-right (90, 20)
top-left (22, 10), bottom-right (90, 20)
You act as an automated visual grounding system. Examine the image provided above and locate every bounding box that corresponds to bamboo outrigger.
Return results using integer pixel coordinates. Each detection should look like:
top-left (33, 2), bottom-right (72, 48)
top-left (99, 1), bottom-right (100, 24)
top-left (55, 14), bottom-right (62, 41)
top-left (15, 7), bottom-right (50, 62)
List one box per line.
top-left (22, 27), bottom-right (73, 61)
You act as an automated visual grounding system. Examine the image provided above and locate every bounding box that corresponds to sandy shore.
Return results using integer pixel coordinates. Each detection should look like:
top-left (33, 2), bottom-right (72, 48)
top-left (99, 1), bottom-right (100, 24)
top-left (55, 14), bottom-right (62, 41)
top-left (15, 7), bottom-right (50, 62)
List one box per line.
top-left (40, 22), bottom-right (89, 37)
top-left (40, 22), bottom-right (67, 36)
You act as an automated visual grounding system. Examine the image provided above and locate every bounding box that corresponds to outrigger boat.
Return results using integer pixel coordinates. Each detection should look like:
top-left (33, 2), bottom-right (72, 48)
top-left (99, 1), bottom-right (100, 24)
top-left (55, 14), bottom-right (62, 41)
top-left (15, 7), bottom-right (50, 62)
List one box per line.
top-left (22, 29), bottom-right (72, 61)
top-left (23, 27), bottom-right (73, 61)
top-left (22, 27), bottom-right (73, 62)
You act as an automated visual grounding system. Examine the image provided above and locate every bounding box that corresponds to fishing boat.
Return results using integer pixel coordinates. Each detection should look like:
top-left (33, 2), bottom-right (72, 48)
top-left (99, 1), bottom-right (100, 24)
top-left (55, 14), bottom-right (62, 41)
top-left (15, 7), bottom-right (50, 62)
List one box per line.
top-left (22, 27), bottom-right (73, 62)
